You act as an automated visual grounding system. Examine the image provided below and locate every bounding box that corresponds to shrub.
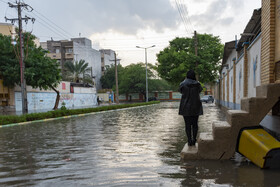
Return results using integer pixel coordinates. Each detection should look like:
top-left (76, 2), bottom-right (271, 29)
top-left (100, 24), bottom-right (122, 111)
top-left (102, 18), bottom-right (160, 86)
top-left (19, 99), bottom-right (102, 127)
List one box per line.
top-left (0, 101), bottom-right (160, 126)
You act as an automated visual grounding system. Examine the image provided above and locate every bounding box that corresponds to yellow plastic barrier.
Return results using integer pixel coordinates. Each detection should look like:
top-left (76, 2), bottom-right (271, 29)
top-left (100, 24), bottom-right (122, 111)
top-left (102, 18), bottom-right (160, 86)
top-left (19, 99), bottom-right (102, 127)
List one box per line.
top-left (236, 126), bottom-right (280, 169)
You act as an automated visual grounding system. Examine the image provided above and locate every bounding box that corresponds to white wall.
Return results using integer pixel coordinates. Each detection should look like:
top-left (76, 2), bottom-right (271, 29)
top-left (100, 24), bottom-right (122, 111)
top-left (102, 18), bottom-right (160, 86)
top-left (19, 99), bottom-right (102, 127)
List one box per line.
top-left (14, 81), bottom-right (72, 93)
top-left (15, 92), bottom-right (97, 112)
top-left (235, 56), bottom-right (244, 105)
top-left (225, 74), bottom-right (228, 104)
top-left (247, 35), bottom-right (261, 97)
top-left (229, 69), bottom-right (234, 103)
top-left (14, 81), bottom-right (97, 112)
top-left (73, 39), bottom-right (102, 90)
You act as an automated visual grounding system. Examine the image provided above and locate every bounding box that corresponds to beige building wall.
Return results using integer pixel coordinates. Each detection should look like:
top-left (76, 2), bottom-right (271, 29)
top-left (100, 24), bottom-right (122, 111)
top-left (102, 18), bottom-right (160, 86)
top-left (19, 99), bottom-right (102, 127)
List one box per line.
top-left (0, 23), bottom-right (15, 36)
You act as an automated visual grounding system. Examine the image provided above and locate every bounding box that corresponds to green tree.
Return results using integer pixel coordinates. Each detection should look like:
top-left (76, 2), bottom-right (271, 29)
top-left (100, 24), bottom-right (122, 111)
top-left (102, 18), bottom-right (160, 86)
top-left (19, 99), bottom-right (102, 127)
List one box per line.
top-left (64, 59), bottom-right (92, 84)
top-left (118, 63), bottom-right (174, 98)
top-left (0, 33), bottom-right (61, 109)
top-left (149, 79), bottom-right (176, 91)
top-left (119, 63), bottom-right (149, 97)
top-left (156, 34), bottom-right (223, 85)
top-left (100, 64), bottom-right (124, 90)
top-left (100, 63), bottom-right (175, 97)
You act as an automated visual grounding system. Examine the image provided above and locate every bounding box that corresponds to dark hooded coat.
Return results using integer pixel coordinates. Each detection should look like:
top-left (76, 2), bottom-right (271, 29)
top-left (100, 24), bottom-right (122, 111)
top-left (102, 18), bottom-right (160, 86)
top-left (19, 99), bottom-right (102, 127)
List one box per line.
top-left (179, 78), bottom-right (203, 116)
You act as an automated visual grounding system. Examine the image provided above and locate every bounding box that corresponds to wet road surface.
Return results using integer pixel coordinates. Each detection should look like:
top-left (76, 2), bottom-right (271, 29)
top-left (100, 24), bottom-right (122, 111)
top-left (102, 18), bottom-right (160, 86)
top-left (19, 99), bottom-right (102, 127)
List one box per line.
top-left (0, 102), bottom-right (279, 186)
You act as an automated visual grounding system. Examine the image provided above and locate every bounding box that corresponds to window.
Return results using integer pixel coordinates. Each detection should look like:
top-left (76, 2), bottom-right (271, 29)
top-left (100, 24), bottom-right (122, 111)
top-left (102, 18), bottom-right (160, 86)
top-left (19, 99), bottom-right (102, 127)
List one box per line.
top-left (66, 48), bottom-right (73, 53)
top-left (56, 48), bottom-right (60, 53)
top-left (62, 83), bottom-right (66, 90)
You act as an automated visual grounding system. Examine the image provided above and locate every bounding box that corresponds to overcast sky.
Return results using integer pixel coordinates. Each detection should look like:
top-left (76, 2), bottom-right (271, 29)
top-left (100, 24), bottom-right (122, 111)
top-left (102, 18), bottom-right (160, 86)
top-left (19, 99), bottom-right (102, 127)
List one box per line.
top-left (0, 0), bottom-right (261, 66)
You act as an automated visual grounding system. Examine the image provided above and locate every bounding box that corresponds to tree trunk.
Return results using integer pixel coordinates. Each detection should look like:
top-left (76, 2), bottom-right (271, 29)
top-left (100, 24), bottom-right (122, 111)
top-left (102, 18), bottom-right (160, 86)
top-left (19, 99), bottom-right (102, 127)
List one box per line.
top-left (49, 85), bottom-right (60, 110)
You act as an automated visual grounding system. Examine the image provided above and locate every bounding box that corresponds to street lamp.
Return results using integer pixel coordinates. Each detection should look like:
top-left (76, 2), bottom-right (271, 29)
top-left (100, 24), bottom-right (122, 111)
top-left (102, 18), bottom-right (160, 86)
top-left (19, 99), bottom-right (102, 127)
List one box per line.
top-left (136, 45), bottom-right (156, 102)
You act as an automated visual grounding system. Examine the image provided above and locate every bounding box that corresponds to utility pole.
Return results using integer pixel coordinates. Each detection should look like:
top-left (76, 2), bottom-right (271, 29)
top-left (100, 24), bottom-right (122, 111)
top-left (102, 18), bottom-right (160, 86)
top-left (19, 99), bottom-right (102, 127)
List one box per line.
top-left (136, 45), bottom-right (155, 102)
top-left (5, 0), bottom-right (34, 114)
top-left (114, 52), bottom-right (119, 104)
top-left (110, 53), bottom-right (120, 104)
top-left (194, 30), bottom-right (199, 81)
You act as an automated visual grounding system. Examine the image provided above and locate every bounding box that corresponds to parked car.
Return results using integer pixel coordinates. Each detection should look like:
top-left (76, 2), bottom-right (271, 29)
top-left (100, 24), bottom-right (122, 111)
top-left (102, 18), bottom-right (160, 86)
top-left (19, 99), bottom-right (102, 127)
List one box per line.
top-left (148, 97), bottom-right (157, 101)
top-left (201, 95), bottom-right (214, 103)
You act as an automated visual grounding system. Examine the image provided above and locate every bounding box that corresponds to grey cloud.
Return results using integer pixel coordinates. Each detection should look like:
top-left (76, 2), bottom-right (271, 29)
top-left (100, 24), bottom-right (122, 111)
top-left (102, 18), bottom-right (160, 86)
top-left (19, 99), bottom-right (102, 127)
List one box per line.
top-left (190, 0), bottom-right (235, 32)
top-left (25, 0), bottom-right (179, 39)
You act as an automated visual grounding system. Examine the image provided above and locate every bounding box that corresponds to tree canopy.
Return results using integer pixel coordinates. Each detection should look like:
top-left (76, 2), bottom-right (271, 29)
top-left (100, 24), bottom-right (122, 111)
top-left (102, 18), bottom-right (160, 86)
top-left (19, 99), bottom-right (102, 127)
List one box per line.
top-left (156, 33), bottom-right (224, 85)
top-left (0, 33), bottom-right (61, 109)
top-left (100, 64), bottom-right (124, 89)
top-left (64, 59), bottom-right (92, 84)
top-left (101, 63), bottom-right (175, 97)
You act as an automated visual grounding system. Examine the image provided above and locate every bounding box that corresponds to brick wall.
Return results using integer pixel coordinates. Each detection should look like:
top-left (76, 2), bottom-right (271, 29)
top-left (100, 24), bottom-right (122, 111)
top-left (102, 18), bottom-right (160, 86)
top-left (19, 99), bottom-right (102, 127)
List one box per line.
top-left (261, 0), bottom-right (276, 84)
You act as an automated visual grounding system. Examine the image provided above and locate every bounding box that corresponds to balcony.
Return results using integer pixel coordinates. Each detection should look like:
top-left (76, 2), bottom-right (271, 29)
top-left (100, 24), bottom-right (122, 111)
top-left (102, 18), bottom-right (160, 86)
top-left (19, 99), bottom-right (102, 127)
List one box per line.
top-left (47, 53), bottom-right (61, 60)
top-left (65, 53), bottom-right (74, 59)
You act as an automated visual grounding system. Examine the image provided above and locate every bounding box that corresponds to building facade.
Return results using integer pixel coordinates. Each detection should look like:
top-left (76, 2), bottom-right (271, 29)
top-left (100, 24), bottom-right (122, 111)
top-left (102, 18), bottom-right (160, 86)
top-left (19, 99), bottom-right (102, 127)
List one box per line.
top-left (0, 25), bottom-right (99, 112)
top-left (217, 8), bottom-right (262, 109)
top-left (41, 37), bottom-right (102, 90)
top-left (99, 49), bottom-right (120, 76)
top-left (217, 0), bottom-right (280, 116)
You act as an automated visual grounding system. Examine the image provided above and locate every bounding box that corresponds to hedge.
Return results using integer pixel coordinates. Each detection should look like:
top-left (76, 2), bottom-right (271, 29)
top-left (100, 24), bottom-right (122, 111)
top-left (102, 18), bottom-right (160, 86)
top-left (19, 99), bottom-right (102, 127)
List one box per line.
top-left (0, 101), bottom-right (160, 126)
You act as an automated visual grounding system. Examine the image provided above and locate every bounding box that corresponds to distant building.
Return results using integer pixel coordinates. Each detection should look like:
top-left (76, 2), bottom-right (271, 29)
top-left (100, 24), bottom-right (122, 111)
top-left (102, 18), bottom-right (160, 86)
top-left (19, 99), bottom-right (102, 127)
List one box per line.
top-left (217, 8), bottom-right (262, 109)
top-left (0, 23), bottom-right (16, 111)
top-left (0, 22), bottom-right (15, 36)
top-left (99, 49), bottom-right (120, 75)
top-left (41, 37), bottom-right (102, 90)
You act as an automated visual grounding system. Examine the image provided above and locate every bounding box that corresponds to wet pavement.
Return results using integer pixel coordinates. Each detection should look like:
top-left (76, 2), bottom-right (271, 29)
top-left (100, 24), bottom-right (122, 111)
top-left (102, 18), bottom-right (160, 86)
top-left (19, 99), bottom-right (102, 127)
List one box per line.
top-left (0, 102), bottom-right (279, 186)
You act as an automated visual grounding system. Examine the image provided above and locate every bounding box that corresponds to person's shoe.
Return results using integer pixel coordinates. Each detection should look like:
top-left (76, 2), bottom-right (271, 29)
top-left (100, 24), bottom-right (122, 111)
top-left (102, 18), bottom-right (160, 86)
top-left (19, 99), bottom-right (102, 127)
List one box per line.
top-left (192, 139), bottom-right (196, 146)
top-left (188, 140), bottom-right (193, 146)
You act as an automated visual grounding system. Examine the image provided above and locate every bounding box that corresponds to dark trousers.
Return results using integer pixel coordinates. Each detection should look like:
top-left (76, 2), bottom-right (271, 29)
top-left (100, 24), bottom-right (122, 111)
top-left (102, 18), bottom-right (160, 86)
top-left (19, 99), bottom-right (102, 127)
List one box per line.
top-left (183, 116), bottom-right (199, 143)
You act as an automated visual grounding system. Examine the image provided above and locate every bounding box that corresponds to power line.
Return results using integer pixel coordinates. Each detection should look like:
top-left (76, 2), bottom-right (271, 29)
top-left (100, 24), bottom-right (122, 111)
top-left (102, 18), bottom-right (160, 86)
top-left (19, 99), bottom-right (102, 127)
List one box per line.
top-left (33, 9), bottom-right (75, 38)
top-left (23, 11), bottom-right (69, 39)
top-left (179, 0), bottom-right (194, 31)
top-left (175, 0), bottom-right (188, 33)
top-left (175, 0), bottom-right (193, 35)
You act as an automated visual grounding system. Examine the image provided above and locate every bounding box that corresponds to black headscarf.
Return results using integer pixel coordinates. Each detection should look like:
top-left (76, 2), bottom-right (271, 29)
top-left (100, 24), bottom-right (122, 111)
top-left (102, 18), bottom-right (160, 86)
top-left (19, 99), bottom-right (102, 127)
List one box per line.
top-left (186, 70), bottom-right (196, 80)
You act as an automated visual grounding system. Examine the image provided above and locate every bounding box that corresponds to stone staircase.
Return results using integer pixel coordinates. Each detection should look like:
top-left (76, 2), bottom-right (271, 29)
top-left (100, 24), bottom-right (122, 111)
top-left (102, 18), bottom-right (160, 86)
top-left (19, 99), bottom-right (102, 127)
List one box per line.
top-left (181, 83), bottom-right (280, 160)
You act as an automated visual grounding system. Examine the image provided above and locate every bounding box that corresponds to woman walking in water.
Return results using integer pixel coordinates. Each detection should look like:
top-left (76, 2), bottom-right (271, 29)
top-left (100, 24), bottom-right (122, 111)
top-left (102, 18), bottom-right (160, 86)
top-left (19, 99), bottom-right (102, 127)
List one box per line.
top-left (179, 70), bottom-right (203, 146)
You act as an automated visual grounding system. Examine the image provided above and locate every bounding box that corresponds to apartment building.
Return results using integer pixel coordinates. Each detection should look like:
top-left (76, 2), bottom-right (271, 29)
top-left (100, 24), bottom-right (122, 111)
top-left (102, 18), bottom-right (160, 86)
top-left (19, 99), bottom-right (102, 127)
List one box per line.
top-left (41, 37), bottom-right (102, 89)
top-left (99, 49), bottom-right (120, 75)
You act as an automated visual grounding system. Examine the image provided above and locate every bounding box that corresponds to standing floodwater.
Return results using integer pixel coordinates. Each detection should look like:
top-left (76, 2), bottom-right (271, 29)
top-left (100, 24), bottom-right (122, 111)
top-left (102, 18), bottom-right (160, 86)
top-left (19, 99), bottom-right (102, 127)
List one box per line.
top-left (0, 102), bottom-right (279, 186)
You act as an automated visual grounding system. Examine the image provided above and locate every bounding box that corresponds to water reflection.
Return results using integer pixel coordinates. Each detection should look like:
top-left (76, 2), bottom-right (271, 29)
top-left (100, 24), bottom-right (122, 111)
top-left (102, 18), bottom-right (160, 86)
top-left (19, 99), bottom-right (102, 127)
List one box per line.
top-left (0, 102), bottom-right (279, 186)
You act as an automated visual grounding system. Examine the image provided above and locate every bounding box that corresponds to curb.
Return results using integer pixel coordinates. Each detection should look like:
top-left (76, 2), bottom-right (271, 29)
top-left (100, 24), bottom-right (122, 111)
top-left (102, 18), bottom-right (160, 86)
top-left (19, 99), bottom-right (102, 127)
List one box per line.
top-left (0, 104), bottom-right (158, 128)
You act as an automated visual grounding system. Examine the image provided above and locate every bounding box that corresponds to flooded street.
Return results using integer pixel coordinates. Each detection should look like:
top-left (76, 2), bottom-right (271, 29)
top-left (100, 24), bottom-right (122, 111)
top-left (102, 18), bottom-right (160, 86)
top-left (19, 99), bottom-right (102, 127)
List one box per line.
top-left (0, 102), bottom-right (279, 186)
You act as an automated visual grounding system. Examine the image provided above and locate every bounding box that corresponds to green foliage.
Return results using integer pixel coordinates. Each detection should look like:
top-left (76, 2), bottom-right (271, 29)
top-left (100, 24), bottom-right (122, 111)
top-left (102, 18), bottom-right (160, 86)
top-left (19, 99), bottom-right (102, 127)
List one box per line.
top-left (0, 35), bottom-right (20, 87)
top-left (0, 33), bottom-right (61, 89)
top-left (64, 59), bottom-right (92, 84)
top-left (156, 34), bottom-right (224, 85)
top-left (118, 63), bottom-right (149, 95)
top-left (0, 101), bottom-right (160, 126)
top-left (149, 79), bottom-right (177, 91)
top-left (60, 101), bottom-right (67, 110)
top-left (101, 63), bottom-right (176, 95)
top-left (100, 64), bottom-right (124, 89)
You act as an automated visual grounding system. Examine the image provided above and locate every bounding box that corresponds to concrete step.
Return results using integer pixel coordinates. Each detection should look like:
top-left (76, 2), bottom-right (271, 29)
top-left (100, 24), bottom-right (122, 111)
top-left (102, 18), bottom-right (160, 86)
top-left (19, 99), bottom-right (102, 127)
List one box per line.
top-left (197, 132), bottom-right (231, 159)
top-left (256, 83), bottom-right (280, 98)
top-left (180, 143), bottom-right (199, 160)
top-left (212, 121), bottom-right (231, 139)
top-left (241, 97), bottom-right (267, 114)
top-left (226, 110), bottom-right (252, 126)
